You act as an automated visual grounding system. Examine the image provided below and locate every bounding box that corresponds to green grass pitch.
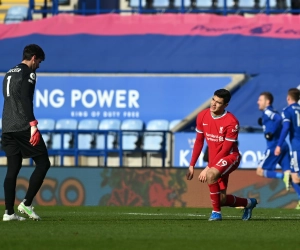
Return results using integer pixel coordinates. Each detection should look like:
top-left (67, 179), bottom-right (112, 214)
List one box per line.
top-left (0, 206), bottom-right (300, 250)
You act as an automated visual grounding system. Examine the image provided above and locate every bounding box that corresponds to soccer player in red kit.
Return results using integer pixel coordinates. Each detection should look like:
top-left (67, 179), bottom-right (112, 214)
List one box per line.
top-left (186, 89), bottom-right (257, 221)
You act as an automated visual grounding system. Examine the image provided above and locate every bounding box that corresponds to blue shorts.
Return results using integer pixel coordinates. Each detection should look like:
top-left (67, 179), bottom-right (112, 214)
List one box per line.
top-left (259, 145), bottom-right (291, 172)
top-left (291, 150), bottom-right (300, 173)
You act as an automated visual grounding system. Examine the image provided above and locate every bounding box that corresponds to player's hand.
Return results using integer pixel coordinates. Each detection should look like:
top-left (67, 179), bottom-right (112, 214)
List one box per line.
top-left (186, 166), bottom-right (194, 180)
top-left (198, 167), bottom-right (208, 183)
top-left (274, 146), bottom-right (281, 156)
top-left (30, 126), bottom-right (41, 146)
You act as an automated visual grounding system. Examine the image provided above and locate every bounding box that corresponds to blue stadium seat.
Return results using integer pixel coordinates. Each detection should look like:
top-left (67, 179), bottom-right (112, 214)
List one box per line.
top-left (196, 0), bottom-right (213, 8)
top-left (0, 118), bottom-right (2, 130)
top-left (174, 0), bottom-right (192, 7)
top-left (169, 119), bottom-right (181, 130)
top-left (129, 0), bottom-right (146, 7)
top-left (238, 0), bottom-right (255, 8)
top-left (143, 119), bottom-right (169, 150)
top-left (52, 119), bottom-right (78, 149)
top-left (38, 119), bottom-right (55, 148)
top-left (77, 119), bottom-right (99, 150)
top-left (259, 0), bottom-right (277, 8)
top-left (96, 119), bottom-right (121, 150)
top-left (4, 6), bottom-right (29, 24)
top-left (153, 0), bottom-right (170, 7)
top-left (216, 0), bottom-right (236, 8)
top-left (121, 119), bottom-right (144, 150)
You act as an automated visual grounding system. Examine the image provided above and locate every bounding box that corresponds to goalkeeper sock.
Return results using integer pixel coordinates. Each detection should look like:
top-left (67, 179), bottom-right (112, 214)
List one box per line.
top-left (263, 170), bottom-right (283, 179)
top-left (208, 182), bottom-right (221, 212)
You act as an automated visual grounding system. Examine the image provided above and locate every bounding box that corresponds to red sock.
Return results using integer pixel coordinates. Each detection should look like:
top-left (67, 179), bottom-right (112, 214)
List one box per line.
top-left (224, 195), bottom-right (248, 207)
top-left (208, 182), bottom-right (221, 212)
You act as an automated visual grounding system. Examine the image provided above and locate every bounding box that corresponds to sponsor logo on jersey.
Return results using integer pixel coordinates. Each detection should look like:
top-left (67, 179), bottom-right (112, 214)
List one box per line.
top-left (7, 68), bottom-right (21, 73)
top-left (206, 132), bottom-right (223, 142)
top-left (28, 79), bottom-right (33, 83)
top-left (30, 73), bottom-right (36, 80)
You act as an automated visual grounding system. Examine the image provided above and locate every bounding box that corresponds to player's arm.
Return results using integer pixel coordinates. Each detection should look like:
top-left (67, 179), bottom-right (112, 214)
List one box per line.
top-left (275, 111), bottom-right (290, 155)
top-left (20, 73), bottom-right (40, 146)
top-left (186, 112), bottom-right (205, 180)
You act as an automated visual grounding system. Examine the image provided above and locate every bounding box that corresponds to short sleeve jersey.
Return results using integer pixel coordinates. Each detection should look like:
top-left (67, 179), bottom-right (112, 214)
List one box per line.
top-left (281, 103), bottom-right (300, 151)
top-left (2, 63), bottom-right (36, 133)
top-left (196, 108), bottom-right (239, 165)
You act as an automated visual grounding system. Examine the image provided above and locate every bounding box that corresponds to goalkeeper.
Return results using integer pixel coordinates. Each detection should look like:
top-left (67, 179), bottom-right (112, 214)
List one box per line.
top-left (2, 44), bottom-right (51, 221)
top-left (256, 92), bottom-right (291, 191)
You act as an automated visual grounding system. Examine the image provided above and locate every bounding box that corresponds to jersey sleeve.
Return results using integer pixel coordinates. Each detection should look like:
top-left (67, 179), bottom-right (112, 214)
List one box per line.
top-left (281, 108), bottom-right (291, 124)
top-left (195, 110), bottom-right (205, 134)
top-left (225, 119), bottom-right (239, 142)
top-left (20, 71), bottom-right (36, 122)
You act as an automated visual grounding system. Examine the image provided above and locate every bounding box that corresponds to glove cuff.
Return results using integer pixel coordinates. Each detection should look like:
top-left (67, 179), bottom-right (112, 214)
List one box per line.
top-left (29, 120), bottom-right (38, 126)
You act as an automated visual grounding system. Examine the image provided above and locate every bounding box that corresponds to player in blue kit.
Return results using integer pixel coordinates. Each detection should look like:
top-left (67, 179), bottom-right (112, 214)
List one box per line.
top-left (257, 92), bottom-right (291, 190)
top-left (275, 88), bottom-right (300, 209)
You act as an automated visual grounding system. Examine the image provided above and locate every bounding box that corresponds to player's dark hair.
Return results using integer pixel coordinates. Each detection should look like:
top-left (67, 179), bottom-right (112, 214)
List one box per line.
top-left (214, 89), bottom-right (231, 104)
top-left (23, 44), bottom-right (45, 61)
top-left (260, 92), bottom-right (273, 104)
top-left (288, 88), bottom-right (300, 102)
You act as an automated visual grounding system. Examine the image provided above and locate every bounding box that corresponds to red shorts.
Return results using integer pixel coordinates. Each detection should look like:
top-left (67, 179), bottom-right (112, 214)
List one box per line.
top-left (210, 153), bottom-right (241, 190)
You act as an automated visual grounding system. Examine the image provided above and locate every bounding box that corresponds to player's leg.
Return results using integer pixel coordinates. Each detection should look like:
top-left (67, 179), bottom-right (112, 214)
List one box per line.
top-left (289, 151), bottom-right (300, 209)
top-left (278, 144), bottom-right (291, 191)
top-left (214, 154), bottom-right (257, 220)
top-left (257, 149), bottom-right (285, 180)
top-left (11, 130), bottom-right (51, 220)
top-left (1, 133), bottom-right (26, 221)
top-left (18, 152), bottom-right (50, 220)
top-left (206, 167), bottom-right (222, 221)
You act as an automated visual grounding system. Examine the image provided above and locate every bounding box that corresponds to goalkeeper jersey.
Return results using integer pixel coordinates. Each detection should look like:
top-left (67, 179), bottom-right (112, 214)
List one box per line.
top-left (2, 63), bottom-right (36, 133)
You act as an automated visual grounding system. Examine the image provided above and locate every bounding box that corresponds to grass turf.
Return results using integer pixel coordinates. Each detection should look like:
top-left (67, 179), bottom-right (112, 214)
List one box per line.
top-left (0, 206), bottom-right (299, 250)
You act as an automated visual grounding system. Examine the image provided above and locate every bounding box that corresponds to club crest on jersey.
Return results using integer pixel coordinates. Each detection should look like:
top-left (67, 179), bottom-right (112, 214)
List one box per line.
top-left (30, 73), bottom-right (36, 80)
top-left (219, 127), bottom-right (223, 133)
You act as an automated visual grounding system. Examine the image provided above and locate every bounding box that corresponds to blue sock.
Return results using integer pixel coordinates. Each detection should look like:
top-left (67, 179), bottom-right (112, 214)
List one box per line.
top-left (292, 182), bottom-right (300, 199)
top-left (263, 170), bottom-right (283, 179)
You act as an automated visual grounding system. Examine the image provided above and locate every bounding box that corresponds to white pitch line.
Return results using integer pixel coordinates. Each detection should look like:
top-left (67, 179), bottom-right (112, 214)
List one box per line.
top-left (122, 212), bottom-right (300, 220)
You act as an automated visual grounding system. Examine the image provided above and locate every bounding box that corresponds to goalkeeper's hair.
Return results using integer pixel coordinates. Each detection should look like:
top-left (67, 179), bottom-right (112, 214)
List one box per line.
top-left (288, 88), bottom-right (300, 102)
top-left (214, 89), bottom-right (231, 104)
top-left (23, 44), bottom-right (45, 61)
top-left (260, 92), bottom-right (274, 104)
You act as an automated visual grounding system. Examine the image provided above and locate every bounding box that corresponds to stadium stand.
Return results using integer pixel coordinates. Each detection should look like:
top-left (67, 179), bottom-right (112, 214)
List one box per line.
top-left (38, 118), bottom-right (56, 148)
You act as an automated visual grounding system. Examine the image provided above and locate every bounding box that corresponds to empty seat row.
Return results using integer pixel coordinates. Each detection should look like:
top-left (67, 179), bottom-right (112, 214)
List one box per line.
top-left (22, 118), bottom-right (181, 151)
top-left (129, 0), bottom-right (290, 8)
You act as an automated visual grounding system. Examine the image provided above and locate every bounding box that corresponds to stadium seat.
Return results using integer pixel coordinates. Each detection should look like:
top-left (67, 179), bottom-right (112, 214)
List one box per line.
top-left (174, 0), bottom-right (192, 7)
top-left (169, 119), bottom-right (181, 130)
top-left (259, 0), bottom-right (277, 8)
top-left (52, 119), bottom-right (78, 150)
top-left (96, 119), bottom-right (121, 150)
top-left (129, 0), bottom-right (146, 7)
top-left (238, 0), bottom-right (256, 8)
top-left (4, 6), bottom-right (29, 24)
top-left (77, 119), bottom-right (99, 150)
top-left (121, 119), bottom-right (144, 150)
top-left (143, 119), bottom-right (169, 150)
top-left (215, 0), bottom-right (236, 8)
top-left (38, 118), bottom-right (55, 148)
top-left (153, 0), bottom-right (170, 7)
top-left (196, 0), bottom-right (214, 8)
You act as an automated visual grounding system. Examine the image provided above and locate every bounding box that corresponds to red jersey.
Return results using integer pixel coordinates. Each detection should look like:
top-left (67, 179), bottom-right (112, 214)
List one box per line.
top-left (192, 108), bottom-right (240, 167)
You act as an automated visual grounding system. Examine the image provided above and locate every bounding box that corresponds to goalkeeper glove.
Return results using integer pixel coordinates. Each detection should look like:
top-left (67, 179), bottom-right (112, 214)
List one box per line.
top-left (265, 132), bottom-right (273, 141)
top-left (29, 120), bottom-right (41, 146)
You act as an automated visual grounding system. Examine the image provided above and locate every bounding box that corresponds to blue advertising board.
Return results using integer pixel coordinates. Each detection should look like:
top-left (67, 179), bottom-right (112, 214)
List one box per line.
top-left (174, 132), bottom-right (267, 169)
top-left (0, 74), bottom-right (232, 122)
